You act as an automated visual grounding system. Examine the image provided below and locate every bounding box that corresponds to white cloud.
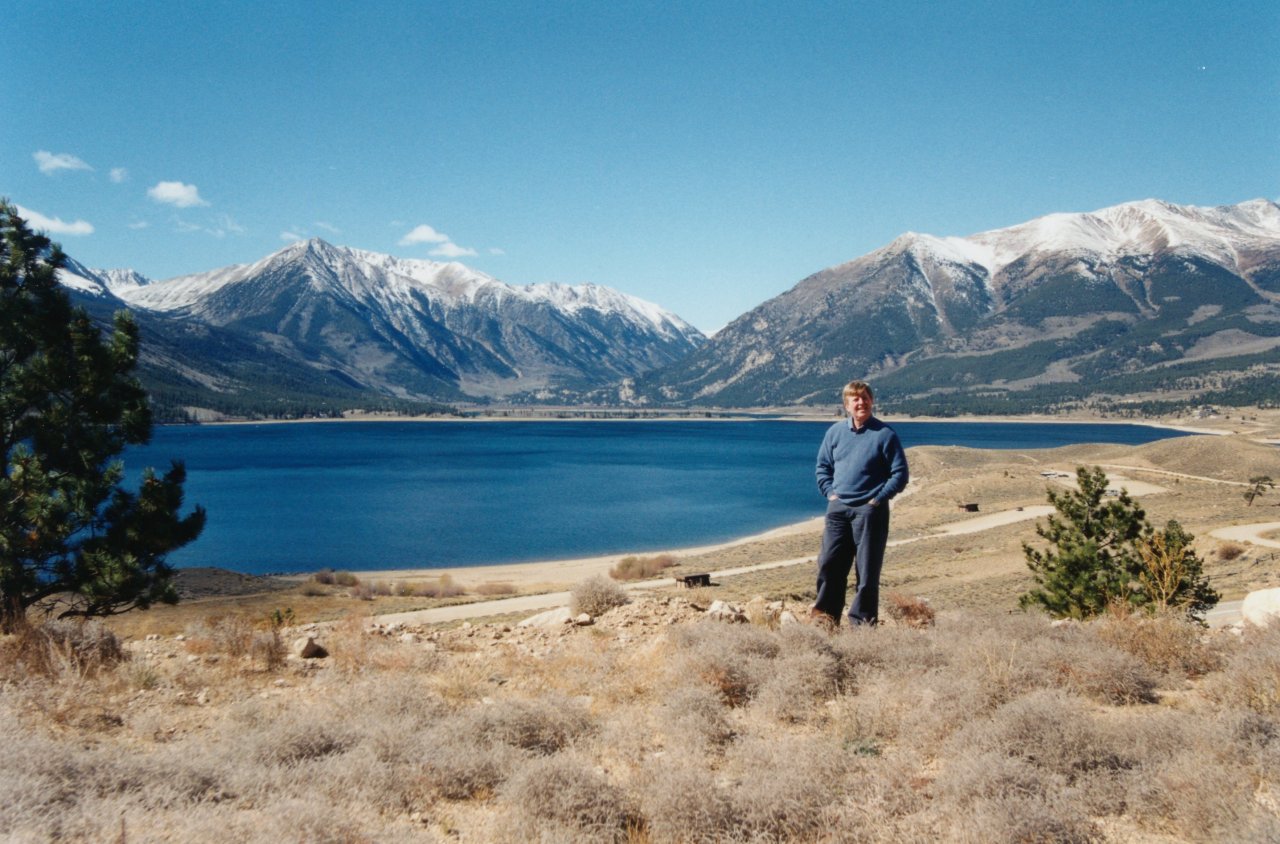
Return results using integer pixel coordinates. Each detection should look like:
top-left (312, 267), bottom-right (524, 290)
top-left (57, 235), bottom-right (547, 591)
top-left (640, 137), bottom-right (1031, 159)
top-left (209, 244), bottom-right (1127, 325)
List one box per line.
top-left (314, 221), bottom-right (341, 234)
top-left (174, 213), bottom-right (244, 238)
top-left (399, 223), bottom-right (450, 246)
top-left (34, 150), bottom-right (92, 174)
top-left (128, 220), bottom-right (149, 230)
top-left (489, 247), bottom-right (506, 256)
top-left (109, 167), bottom-right (128, 183)
top-left (281, 230), bottom-right (305, 242)
top-left (148, 180), bottom-right (209, 208)
top-left (430, 242), bottom-right (478, 258)
top-left (15, 204), bottom-right (94, 236)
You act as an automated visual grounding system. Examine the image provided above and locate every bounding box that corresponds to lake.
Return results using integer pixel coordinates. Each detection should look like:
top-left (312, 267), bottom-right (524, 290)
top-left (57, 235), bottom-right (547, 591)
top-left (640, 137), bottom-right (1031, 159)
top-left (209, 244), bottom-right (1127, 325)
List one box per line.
top-left (125, 420), bottom-right (1192, 575)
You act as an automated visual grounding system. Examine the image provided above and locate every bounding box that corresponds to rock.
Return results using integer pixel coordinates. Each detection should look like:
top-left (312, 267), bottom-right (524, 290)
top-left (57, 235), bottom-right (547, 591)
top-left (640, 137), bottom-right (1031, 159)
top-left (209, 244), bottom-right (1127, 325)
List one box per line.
top-left (778, 610), bottom-right (800, 626)
top-left (1243, 588), bottom-right (1280, 628)
top-left (574, 613), bottom-right (594, 626)
top-left (399, 632), bottom-right (419, 644)
top-left (706, 600), bottom-right (747, 623)
top-left (517, 607), bottom-right (573, 628)
top-left (299, 637), bottom-right (329, 659)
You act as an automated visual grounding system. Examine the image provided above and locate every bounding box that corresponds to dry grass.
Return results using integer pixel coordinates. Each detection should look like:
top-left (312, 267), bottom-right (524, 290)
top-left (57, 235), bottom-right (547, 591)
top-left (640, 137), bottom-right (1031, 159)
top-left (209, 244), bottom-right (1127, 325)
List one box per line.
top-left (3, 603), bottom-right (1278, 842)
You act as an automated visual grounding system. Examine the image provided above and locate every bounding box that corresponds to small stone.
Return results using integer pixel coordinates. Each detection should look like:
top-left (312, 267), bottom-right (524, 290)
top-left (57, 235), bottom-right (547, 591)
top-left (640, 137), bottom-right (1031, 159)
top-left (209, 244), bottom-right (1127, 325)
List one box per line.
top-left (575, 613), bottom-right (594, 626)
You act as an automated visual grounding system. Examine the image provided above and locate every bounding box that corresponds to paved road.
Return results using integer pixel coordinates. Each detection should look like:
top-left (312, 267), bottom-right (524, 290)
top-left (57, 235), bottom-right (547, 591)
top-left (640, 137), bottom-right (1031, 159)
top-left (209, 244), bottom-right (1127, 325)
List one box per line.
top-left (1205, 599), bottom-right (1244, 627)
top-left (370, 505), bottom-right (1262, 628)
top-left (1209, 522), bottom-right (1280, 549)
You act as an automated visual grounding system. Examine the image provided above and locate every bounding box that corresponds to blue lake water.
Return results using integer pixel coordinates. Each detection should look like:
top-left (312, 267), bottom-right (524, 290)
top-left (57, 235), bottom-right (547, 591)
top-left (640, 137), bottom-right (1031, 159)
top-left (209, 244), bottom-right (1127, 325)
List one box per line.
top-left (125, 420), bottom-right (1192, 575)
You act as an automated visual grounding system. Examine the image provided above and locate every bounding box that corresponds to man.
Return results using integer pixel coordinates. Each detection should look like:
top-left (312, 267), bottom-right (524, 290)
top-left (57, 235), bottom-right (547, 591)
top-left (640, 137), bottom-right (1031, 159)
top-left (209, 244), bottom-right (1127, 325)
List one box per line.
top-left (813, 380), bottom-right (909, 627)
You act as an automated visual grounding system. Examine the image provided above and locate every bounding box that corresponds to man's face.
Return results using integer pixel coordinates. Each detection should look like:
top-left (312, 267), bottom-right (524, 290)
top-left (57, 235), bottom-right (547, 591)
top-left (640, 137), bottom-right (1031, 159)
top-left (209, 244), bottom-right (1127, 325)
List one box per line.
top-left (845, 391), bottom-right (873, 426)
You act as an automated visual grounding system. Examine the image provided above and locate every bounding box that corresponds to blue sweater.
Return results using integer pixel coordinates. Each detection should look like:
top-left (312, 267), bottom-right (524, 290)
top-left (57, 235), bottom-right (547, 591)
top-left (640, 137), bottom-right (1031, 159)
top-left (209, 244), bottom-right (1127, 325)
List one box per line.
top-left (815, 416), bottom-right (909, 505)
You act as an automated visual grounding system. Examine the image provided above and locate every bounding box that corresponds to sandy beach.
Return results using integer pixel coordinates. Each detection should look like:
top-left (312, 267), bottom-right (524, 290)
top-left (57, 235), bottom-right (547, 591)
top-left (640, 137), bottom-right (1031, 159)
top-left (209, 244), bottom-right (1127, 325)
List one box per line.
top-left (330, 514), bottom-right (827, 592)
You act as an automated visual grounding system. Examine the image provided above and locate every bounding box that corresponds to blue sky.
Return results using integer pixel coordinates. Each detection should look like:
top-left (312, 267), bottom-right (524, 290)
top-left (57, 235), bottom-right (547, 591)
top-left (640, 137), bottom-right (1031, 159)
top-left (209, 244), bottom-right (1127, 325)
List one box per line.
top-left (5, 1), bottom-right (1277, 332)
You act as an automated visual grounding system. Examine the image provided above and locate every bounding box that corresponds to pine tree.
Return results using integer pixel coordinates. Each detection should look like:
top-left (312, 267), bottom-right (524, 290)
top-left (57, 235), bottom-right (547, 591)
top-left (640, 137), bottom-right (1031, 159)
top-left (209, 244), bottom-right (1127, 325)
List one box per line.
top-left (1020, 466), bottom-right (1150, 619)
top-left (1136, 519), bottom-right (1219, 621)
top-left (0, 202), bottom-right (205, 632)
top-left (1244, 475), bottom-right (1275, 506)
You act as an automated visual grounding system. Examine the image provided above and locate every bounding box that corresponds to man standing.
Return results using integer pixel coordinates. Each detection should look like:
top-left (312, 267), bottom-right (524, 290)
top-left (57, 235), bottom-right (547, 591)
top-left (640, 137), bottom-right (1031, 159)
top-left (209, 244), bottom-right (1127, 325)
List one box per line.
top-left (813, 380), bottom-right (909, 627)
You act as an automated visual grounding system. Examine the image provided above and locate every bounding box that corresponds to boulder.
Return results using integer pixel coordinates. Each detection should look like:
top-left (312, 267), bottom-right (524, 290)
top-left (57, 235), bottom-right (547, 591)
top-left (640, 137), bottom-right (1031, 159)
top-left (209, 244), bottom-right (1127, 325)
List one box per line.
top-left (1243, 588), bottom-right (1280, 628)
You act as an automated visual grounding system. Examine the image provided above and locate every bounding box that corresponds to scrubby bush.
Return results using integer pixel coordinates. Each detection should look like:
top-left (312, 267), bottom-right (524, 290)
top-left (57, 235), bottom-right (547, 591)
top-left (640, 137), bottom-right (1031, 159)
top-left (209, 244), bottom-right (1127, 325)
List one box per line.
top-left (499, 754), bottom-right (639, 843)
top-left (417, 574), bottom-right (467, 598)
top-left (475, 581), bottom-right (517, 596)
top-left (639, 760), bottom-right (737, 843)
top-left (1206, 622), bottom-right (1280, 715)
top-left (570, 575), bottom-right (629, 617)
top-left (885, 591), bottom-right (936, 628)
top-left (609, 553), bottom-right (678, 581)
top-left (1094, 609), bottom-right (1224, 679)
top-left (465, 696), bottom-right (594, 755)
top-left (658, 685), bottom-right (735, 752)
top-left (2, 618), bottom-right (126, 678)
top-left (668, 622), bottom-right (779, 707)
top-left (1216, 541), bottom-right (1246, 561)
top-left (184, 614), bottom-right (255, 657)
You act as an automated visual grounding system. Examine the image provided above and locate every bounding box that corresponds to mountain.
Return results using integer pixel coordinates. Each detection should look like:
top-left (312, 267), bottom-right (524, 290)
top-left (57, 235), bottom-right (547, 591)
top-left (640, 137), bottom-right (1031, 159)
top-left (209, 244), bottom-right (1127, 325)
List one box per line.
top-left (64, 239), bottom-right (704, 413)
top-left (629, 198), bottom-right (1280, 412)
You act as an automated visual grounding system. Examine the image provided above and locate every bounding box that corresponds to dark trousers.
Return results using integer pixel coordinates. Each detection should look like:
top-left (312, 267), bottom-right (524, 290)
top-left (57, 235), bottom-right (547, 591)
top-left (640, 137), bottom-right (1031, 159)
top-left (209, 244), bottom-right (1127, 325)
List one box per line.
top-left (814, 500), bottom-right (890, 625)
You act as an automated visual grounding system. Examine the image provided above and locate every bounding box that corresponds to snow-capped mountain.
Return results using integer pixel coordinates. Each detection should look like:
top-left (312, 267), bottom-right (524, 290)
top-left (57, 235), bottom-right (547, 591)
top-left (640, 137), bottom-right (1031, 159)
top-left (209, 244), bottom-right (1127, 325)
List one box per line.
top-left (104, 238), bottom-right (704, 401)
top-left (633, 198), bottom-right (1280, 409)
top-left (57, 257), bottom-right (153, 299)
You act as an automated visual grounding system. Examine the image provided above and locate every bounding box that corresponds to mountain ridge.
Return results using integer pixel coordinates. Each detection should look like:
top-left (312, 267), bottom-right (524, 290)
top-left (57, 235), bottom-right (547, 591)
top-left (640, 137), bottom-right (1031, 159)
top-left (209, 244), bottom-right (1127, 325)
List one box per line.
top-left (626, 198), bottom-right (1280, 411)
top-left (55, 197), bottom-right (1280, 417)
top-left (58, 237), bottom-right (706, 413)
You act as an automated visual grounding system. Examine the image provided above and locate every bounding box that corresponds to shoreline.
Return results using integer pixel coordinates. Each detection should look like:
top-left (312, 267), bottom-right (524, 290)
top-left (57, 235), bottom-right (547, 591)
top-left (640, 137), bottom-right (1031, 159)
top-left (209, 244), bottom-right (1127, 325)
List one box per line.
top-left (169, 410), bottom-right (1242, 438)
top-left (275, 515), bottom-right (827, 590)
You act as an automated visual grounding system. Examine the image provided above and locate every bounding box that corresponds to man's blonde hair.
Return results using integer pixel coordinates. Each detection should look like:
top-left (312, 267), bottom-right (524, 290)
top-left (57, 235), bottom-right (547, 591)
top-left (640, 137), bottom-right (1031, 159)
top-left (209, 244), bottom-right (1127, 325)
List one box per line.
top-left (842, 380), bottom-right (873, 401)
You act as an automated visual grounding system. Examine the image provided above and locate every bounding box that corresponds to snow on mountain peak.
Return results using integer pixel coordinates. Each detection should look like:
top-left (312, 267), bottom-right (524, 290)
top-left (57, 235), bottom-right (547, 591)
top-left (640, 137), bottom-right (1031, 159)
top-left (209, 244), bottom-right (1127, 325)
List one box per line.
top-left (107, 237), bottom-right (698, 341)
top-left (957, 198), bottom-right (1280, 276)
